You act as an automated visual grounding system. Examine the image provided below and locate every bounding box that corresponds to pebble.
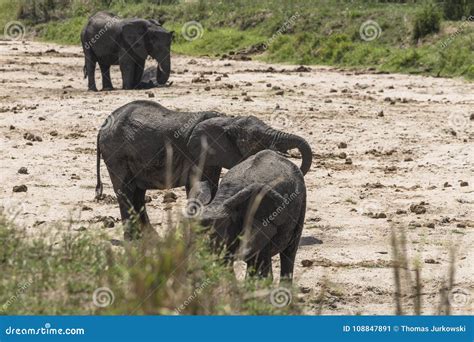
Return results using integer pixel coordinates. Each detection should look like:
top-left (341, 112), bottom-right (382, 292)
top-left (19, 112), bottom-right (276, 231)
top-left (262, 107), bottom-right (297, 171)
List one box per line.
top-left (301, 259), bottom-right (314, 267)
top-left (338, 142), bottom-right (347, 149)
top-left (410, 203), bottom-right (426, 214)
top-left (460, 181), bottom-right (468, 187)
top-left (163, 192), bottom-right (177, 203)
top-left (13, 185), bottom-right (28, 192)
top-left (18, 167), bottom-right (28, 174)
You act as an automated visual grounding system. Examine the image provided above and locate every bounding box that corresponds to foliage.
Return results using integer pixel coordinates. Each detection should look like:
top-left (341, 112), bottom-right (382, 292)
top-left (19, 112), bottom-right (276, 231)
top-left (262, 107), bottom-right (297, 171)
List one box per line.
top-left (412, 1), bottom-right (442, 41)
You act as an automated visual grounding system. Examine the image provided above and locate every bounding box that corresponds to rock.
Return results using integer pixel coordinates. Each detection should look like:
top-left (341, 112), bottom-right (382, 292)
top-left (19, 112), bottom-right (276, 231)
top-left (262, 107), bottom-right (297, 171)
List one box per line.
top-left (18, 167), bottom-right (28, 174)
top-left (338, 142), bottom-right (347, 149)
top-left (470, 113), bottom-right (474, 120)
top-left (426, 222), bottom-right (435, 228)
top-left (456, 223), bottom-right (466, 228)
top-left (163, 192), bottom-right (177, 203)
top-left (294, 65), bottom-right (311, 72)
top-left (23, 132), bottom-right (42, 142)
top-left (377, 110), bottom-right (384, 117)
top-left (424, 258), bottom-right (439, 264)
top-left (396, 209), bottom-right (407, 215)
top-left (82, 205), bottom-right (93, 211)
top-left (38, 116), bottom-right (45, 121)
top-left (443, 182), bottom-right (452, 188)
top-left (324, 99), bottom-right (332, 103)
top-left (146, 91), bottom-right (155, 98)
top-left (300, 286), bottom-right (311, 294)
top-left (275, 90), bottom-right (284, 96)
top-left (404, 157), bottom-right (413, 162)
top-left (145, 195), bottom-right (152, 203)
top-left (214, 76), bottom-right (221, 81)
top-left (330, 88), bottom-right (337, 93)
top-left (204, 86), bottom-right (211, 91)
top-left (13, 185), bottom-right (28, 192)
top-left (243, 96), bottom-right (253, 102)
top-left (345, 158), bottom-right (352, 165)
top-left (460, 181), bottom-right (468, 187)
top-left (375, 212), bottom-right (387, 219)
top-left (385, 166), bottom-right (397, 172)
top-left (338, 152), bottom-right (347, 159)
top-left (301, 259), bottom-right (314, 267)
top-left (266, 83), bottom-right (272, 87)
top-left (50, 130), bottom-right (58, 136)
top-left (410, 203), bottom-right (426, 214)
top-left (9, 125), bottom-right (15, 130)
top-left (188, 59), bottom-right (197, 64)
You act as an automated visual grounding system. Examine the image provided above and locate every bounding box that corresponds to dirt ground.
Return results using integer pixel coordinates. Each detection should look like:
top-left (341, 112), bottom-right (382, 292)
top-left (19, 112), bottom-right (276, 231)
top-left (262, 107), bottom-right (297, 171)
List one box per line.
top-left (1, 40), bottom-right (473, 315)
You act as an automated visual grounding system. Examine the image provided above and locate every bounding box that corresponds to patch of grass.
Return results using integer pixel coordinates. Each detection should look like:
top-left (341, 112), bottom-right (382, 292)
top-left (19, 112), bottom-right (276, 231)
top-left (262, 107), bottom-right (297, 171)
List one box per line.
top-left (6, 0), bottom-right (474, 80)
top-left (0, 214), bottom-right (300, 315)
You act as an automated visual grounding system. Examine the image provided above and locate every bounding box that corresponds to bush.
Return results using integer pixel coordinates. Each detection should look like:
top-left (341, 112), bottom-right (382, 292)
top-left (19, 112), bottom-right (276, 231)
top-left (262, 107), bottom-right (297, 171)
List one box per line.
top-left (440, 0), bottom-right (473, 20)
top-left (0, 213), bottom-right (300, 315)
top-left (412, 1), bottom-right (442, 41)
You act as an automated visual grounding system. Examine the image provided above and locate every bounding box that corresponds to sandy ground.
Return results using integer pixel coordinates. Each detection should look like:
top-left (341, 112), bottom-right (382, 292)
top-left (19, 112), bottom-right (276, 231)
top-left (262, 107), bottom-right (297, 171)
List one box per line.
top-left (1, 40), bottom-right (473, 315)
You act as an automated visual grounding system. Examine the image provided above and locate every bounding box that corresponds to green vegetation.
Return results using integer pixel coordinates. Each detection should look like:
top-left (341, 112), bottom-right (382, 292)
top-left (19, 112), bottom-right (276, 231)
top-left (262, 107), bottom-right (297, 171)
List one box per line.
top-left (0, 214), bottom-right (299, 315)
top-left (2, 0), bottom-right (474, 79)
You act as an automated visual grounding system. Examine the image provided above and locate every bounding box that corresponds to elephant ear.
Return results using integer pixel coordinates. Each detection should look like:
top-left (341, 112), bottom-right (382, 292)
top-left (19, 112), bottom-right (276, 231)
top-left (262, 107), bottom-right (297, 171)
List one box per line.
top-left (187, 117), bottom-right (242, 169)
top-left (121, 20), bottom-right (149, 60)
top-left (223, 183), bottom-right (288, 226)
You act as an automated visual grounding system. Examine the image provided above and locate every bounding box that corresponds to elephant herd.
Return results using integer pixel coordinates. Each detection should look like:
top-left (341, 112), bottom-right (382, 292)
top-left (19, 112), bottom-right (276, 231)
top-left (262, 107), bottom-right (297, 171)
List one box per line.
top-left (83, 12), bottom-right (313, 281)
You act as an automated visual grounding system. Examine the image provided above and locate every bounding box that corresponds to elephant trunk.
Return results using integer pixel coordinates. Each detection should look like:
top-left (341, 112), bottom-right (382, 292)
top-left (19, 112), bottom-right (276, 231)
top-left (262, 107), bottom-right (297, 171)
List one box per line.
top-left (156, 55), bottom-right (171, 85)
top-left (266, 129), bottom-right (312, 175)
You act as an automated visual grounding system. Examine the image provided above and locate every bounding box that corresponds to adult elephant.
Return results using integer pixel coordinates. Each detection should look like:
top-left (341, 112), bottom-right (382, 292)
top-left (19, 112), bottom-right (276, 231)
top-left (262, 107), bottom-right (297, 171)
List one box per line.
top-left (96, 100), bottom-right (312, 240)
top-left (81, 11), bottom-right (173, 91)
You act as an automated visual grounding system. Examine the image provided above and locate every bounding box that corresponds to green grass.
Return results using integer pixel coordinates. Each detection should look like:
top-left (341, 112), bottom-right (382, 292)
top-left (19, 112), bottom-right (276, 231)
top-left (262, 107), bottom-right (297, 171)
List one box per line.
top-left (0, 214), bottom-right (300, 315)
top-left (4, 0), bottom-right (474, 80)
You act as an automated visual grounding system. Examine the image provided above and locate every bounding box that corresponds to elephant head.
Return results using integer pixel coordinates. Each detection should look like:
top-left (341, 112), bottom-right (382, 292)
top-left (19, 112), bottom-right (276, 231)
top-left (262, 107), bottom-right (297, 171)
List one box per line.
top-left (187, 116), bottom-right (312, 175)
top-left (200, 183), bottom-right (283, 259)
top-left (121, 19), bottom-right (173, 84)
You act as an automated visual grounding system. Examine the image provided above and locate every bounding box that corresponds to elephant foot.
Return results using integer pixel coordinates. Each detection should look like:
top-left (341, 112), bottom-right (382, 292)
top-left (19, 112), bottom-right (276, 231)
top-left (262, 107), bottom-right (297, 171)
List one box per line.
top-left (101, 87), bottom-right (114, 92)
top-left (88, 86), bottom-right (98, 92)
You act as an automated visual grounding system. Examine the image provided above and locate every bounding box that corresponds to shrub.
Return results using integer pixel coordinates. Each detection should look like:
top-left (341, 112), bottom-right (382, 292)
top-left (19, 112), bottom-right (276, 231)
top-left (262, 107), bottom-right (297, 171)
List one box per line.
top-left (412, 1), bottom-right (442, 41)
top-left (440, 0), bottom-right (473, 20)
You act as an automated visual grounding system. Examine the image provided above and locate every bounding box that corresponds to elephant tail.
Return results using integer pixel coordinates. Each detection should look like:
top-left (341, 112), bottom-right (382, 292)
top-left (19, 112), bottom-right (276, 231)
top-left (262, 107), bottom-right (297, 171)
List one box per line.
top-left (95, 132), bottom-right (103, 200)
top-left (83, 65), bottom-right (87, 79)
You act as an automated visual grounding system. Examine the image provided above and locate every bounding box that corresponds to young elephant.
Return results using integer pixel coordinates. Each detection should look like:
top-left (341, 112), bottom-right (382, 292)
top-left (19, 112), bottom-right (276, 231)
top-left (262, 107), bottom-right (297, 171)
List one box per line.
top-left (96, 100), bottom-right (312, 240)
top-left (81, 11), bottom-right (173, 91)
top-left (200, 150), bottom-right (307, 281)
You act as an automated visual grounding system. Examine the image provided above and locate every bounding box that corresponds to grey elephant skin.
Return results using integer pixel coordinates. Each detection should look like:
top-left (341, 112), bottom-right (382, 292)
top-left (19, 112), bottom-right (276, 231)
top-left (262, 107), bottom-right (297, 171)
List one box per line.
top-left (96, 100), bottom-right (312, 240)
top-left (200, 150), bottom-right (306, 281)
top-left (81, 11), bottom-right (173, 91)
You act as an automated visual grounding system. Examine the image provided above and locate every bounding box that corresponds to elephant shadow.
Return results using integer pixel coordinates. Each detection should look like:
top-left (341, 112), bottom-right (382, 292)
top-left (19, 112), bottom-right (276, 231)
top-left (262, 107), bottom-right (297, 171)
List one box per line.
top-left (299, 236), bottom-right (323, 246)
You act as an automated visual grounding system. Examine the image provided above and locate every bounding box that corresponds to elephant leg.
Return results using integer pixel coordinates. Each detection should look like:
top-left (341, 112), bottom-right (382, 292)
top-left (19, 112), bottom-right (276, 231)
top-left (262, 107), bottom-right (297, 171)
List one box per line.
top-left (132, 188), bottom-right (157, 238)
top-left (84, 53), bottom-right (98, 91)
top-left (99, 63), bottom-right (113, 91)
top-left (133, 61), bottom-right (145, 88)
top-left (280, 207), bottom-right (305, 282)
top-left (247, 244), bottom-right (272, 278)
top-left (119, 60), bottom-right (135, 90)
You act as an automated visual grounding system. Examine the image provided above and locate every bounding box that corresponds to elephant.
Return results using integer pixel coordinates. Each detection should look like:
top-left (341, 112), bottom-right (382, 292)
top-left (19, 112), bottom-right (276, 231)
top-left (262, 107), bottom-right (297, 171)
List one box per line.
top-left (95, 100), bottom-right (312, 240)
top-left (200, 150), bottom-right (306, 281)
top-left (80, 11), bottom-right (173, 91)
